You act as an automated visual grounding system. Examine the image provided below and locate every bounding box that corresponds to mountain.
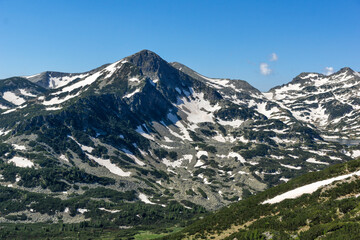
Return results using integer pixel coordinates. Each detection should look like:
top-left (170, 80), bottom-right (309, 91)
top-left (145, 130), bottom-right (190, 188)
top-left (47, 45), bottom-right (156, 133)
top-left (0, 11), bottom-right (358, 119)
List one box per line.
top-left (0, 50), bottom-right (359, 238)
top-left (265, 67), bottom-right (360, 139)
top-left (163, 158), bottom-right (360, 239)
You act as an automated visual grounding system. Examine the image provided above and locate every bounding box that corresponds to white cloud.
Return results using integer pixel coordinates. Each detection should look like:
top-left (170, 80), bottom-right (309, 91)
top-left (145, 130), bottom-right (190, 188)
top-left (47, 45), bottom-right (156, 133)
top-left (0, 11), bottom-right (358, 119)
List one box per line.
top-left (260, 63), bottom-right (272, 75)
top-left (324, 67), bottom-right (334, 75)
top-left (270, 53), bottom-right (278, 62)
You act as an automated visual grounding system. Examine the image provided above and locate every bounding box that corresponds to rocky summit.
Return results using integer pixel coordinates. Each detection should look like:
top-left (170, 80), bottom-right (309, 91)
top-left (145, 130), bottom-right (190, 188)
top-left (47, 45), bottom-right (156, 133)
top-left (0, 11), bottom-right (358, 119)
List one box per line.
top-left (0, 50), bottom-right (359, 226)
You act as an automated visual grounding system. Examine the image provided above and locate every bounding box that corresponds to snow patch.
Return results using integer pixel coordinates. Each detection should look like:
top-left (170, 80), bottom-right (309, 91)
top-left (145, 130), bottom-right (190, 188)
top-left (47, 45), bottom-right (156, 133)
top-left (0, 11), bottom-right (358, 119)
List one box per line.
top-left (352, 150), bottom-right (360, 158)
top-left (98, 208), bottom-right (121, 213)
top-left (263, 170), bottom-right (360, 204)
top-left (228, 152), bottom-right (246, 163)
top-left (0, 129), bottom-right (11, 136)
top-left (123, 88), bottom-right (141, 99)
top-left (77, 208), bottom-right (88, 214)
top-left (139, 193), bottom-right (155, 205)
top-left (121, 148), bottom-right (145, 166)
top-left (46, 106), bottom-right (62, 111)
top-left (177, 92), bottom-right (221, 124)
top-left (59, 155), bottom-right (69, 162)
top-left (19, 89), bottom-right (37, 97)
top-left (280, 163), bottom-right (301, 170)
top-left (135, 125), bottom-right (155, 141)
top-left (3, 92), bottom-right (26, 105)
top-left (69, 136), bottom-right (94, 153)
top-left (194, 160), bottom-right (205, 168)
top-left (196, 151), bottom-right (208, 158)
top-left (217, 119), bottom-right (244, 127)
top-left (306, 158), bottom-right (329, 165)
top-left (9, 156), bottom-right (34, 168)
top-left (12, 144), bottom-right (26, 151)
top-left (86, 153), bottom-right (131, 177)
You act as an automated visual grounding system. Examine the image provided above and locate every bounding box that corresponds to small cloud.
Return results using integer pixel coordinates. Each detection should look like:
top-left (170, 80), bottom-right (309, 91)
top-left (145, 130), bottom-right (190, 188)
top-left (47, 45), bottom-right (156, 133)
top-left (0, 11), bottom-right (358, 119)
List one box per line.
top-left (270, 53), bottom-right (278, 62)
top-left (260, 63), bottom-right (272, 75)
top-left (324, 67), bottom-right (334, 75)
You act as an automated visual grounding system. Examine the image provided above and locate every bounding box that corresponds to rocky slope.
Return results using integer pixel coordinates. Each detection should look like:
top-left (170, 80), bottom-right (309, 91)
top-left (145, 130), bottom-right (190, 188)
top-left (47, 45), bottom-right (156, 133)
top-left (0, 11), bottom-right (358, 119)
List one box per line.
top-left (164, 159), bottom-right (360, 240)
top-left (265, 67), bottom-right (360, 139)
top-left (0, 50), bottom-right (359, 226)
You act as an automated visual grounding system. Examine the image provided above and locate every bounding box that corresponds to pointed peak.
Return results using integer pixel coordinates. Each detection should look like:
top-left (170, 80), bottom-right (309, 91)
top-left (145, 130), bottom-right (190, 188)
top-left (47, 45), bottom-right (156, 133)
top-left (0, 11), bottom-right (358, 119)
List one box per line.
top-left (124, 50), bottom-right (170, 80)
top-left (336, 67), bottom-right (355, 75)
top-left (125, 49), bottom-right (163, 62)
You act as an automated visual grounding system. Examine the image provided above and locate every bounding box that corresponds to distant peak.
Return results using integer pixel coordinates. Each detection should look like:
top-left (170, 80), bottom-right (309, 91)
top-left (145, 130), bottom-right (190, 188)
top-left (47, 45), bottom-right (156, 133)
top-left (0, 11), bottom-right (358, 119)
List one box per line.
top-left (123, 50), bottom-right (171, 80)
top-left (126, 49), bottom-right (162, 61)
top-left (337, 67), bottom-right (355, 74)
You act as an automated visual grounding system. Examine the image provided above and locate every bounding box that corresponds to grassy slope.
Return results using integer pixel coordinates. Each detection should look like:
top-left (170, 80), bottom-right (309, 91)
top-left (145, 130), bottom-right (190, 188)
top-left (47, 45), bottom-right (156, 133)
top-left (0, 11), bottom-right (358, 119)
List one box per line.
top-left (162, 159), bottom-right (360, 240)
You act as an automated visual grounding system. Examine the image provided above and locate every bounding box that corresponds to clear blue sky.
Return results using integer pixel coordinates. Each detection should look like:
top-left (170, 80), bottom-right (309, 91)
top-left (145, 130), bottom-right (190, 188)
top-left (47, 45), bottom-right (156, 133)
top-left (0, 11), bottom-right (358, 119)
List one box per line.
top-left (0, 0), bottom-right (359, 91)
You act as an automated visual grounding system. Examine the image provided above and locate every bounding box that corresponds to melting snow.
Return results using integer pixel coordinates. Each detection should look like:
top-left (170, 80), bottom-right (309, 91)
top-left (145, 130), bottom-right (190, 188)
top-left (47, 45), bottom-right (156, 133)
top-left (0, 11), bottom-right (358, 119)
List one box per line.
top-left (352, 150), bottom-right (360, 158)
top-left (0, 104), bottom-right (9, 110)
top-left (86, 153), bottom-right (131, 177)
top-left (49, 73), bottom-right (89, 89)
top-left (0, 129), bottom-right (11, 136)
top-left (177, 92), bottom-right (221, 124)
top-left (46, 106), bottom-right (62, 111)
top-left (42, 91), bottom-right (81, 106)
top-left (19, 89), bottom-right (37, 97)
top-left (256, 102), bottom-right (279, 118)
top-left (183, 154), bottom-right (193, 162)
top-left (217, 119), bottom-right (244, 127)
top-left (196, 151), bottom-right (208, 158)
top-left (162, 158), bottom-right (183, 168)
top-left (163, 136), bottom-right (173, 142)
top-left (280, 163), bottom-right (301, 170)
top-left (16, 175), bottom-right (21, 182)
top-left (306, 158), bottom-right (329, 165)
top-left (194, 160), bottom-right (205, 168)
top-left (121, 148), bottom-right (145, 166)
top-left (56, 70), bottom-right (102, 94)
top-left (3, 92), bottom-right (26, 105)
top-left (69, 136), bottom-right (94, 153)
top-left (98, 208), bottom-right (121, 213)
top-left (123, 88), bottom-right (141, 99)
top-left (77, 208), bottom-right (88, 214)
top-left (228, 152), bottom-right (246, 163)
top-left (280, 177), bottom-right (290, 182)
top-left (128, 77), bottom-right (140, 83)
top-left (59, 155), bottom-right (69, 162)
top-left (263, 170), bottom-right (360, 204)
top-left (12, 144), bottom-right (26, 151)
top-left (139, 193), bottom-right (155, 205)
top-left (9, 156), bottom-right (34, 168)
top-left (135, 125), bottom-right (155, 141)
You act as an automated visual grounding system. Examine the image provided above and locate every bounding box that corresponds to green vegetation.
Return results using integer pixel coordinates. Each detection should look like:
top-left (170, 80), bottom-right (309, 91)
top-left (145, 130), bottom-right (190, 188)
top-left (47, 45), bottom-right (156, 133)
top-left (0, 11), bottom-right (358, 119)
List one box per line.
top-left (0, 160), bottom-right (115, 192)
top-left (163, 159), bottom-right (360, 239)
top-left (0, 184), bottom-right (207, 239)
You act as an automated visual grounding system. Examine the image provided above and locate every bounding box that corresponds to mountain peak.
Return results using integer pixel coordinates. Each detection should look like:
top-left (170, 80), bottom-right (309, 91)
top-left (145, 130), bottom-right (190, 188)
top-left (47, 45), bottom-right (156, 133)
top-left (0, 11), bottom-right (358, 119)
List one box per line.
top-left (336, 67), bottom-right (356, 75)
top-left (124, 49), bottom-right (168, 80)
top-left (126, 49), bottom-right (163, 63)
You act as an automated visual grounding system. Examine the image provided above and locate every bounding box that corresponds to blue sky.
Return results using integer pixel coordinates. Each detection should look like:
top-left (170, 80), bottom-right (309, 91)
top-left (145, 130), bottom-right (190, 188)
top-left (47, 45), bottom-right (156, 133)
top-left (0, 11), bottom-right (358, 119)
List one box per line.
top-left (0, 0), bottom-right (359, 91)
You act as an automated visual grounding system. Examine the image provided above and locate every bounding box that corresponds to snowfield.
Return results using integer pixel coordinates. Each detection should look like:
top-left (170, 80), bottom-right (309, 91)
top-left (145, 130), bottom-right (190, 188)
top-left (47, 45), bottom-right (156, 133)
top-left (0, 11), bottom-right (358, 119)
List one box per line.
top-left (263, 170), bottom-right (360, 204)
top-left (86, 153), bottom-right (131, 177)
top-left (3, 92), bottom-right (26, 105)
top-left (9, 156), bottom-right (34, 168)
top-left (138, 193), bottom-right (155, 205)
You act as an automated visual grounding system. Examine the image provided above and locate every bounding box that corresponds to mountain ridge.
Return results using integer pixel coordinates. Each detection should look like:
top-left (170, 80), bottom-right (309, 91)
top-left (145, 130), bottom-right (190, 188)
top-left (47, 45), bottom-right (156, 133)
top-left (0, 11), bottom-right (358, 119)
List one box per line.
top-left (0, 50), bottom-right (359, 238)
